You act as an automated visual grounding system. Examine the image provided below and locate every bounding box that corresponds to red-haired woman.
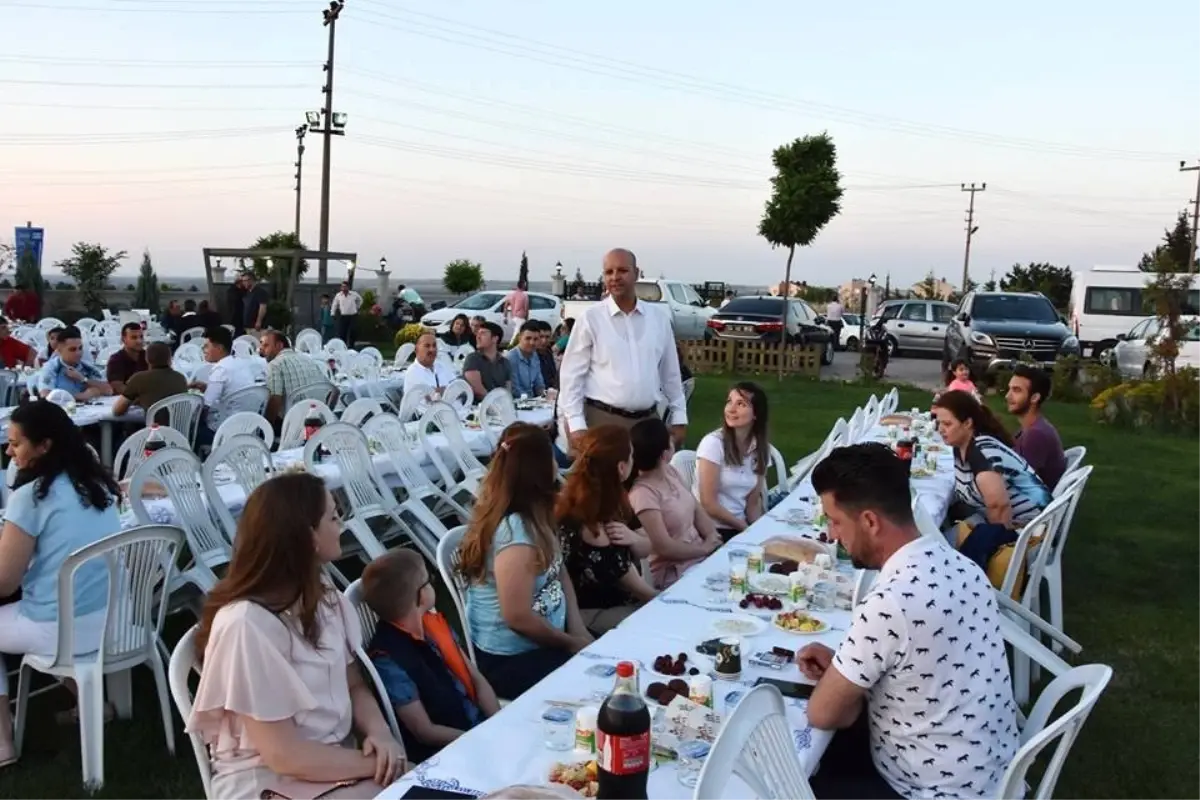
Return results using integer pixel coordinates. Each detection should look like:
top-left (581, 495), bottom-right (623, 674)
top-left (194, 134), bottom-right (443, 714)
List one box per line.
top-left (188, 473), bottom-right (405, 799)
top-left (556, 425), bottom-right (658, 635)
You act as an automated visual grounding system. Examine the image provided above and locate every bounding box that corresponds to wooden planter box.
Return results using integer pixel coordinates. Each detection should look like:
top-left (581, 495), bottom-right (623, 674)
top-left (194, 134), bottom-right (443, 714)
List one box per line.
top-left (681, 339), bottom-right (822, 377)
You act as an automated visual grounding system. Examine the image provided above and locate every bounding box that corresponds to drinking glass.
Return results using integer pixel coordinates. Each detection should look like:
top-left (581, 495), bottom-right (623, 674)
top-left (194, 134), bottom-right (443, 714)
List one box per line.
top-left (676, 740), bottom-right (711, 788)
top-left (541, 707), bottom-right (574, 751)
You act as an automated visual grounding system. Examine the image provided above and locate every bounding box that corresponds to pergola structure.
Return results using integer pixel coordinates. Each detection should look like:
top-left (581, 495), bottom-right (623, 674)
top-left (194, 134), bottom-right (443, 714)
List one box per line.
top-left (200, 247), bottom-right (359, 311)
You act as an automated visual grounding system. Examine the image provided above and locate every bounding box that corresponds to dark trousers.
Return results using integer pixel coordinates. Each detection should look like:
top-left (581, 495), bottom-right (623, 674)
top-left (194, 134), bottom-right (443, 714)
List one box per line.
top-left (336, 315), bottom-right (355, 345)
top-left (809, 713), bottom-right (903, 800)
top-left (827, 320), bottom-right (844, 348)
top-left (475, 647), bottom-right (572, 700)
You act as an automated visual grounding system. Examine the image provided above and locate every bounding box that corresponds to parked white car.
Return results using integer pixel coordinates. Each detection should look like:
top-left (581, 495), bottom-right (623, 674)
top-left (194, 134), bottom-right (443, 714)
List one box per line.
top-left (1110, 316), bottom-right (1200, 379)
top-left (421, 290), bottom-right (561, 341)
top-left (561, 279), bottom-right (716, 339)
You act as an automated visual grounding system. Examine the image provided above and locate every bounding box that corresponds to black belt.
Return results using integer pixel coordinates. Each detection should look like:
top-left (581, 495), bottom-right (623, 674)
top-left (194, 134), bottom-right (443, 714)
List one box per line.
top-left (585, 397), bottom-right (656, 420)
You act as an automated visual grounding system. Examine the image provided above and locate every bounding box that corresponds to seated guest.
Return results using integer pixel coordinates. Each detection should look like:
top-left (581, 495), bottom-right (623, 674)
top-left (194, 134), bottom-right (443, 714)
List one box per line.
top-left (36, 325), bottom-right (110, 401)
top-left (38, 326), bottom-right (63, 366)
top-left (506, 321), bottom-right (545, 398)
top-left (190, 326), bottom-right (255, 448)
top-left (189, 473), bottom-right (405, 799)
top-left (362, 550), bottom-right (500, 764)
top-left (112, 342), bottom-right (188, 418)
top-left (557, 425), bottom-right (656, 635)
top-left (439, 314), bottom-right (473, 348)
top-left (260, 330), bottom-right (327, 423)
top-left (458, 423), bottom-right (591, 699)
top-left (461, 322), bottom-right (511, 401)
top-left (695, 381), bottom-right (769, 541)
top-left (403, 332), bottom-right (456, 398)
top-left (553, 318), bottom-right (574, 355)
top-left (468, 315), bottom-right (486, 349)
top-left (0, 401), bottom-right (124, 765)
top-left (796, 443), bottom-right (1019, 800)
top-left (1006, 364), bottom-right (1067, 488)
top-left (534, 321), bottom-right (558, 391)
top-left (0, 318), bottom-right (35, 369)
top-left (628, 418), bottom-right (720, 589)
top-left (105, 321), bottom-right (147, 394)
top-left (195, 299), bottom-right (222, 331)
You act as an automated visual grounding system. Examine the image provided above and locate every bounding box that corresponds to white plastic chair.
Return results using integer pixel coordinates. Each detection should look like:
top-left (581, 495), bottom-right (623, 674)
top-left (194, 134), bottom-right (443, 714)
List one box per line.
top-left (786, 450), bottom-right (818, 491)
top-left (287, 380), bottom-right (338, 411)
top-left (394, 342), bottom-right (416, 367)
top-left (278, 400), bottom-right (337, 450)
top-left (358, 346), bottom-right (384, 367)
top-left (295, 328), bottom-right (323, 355)
top-left (996, 664), bottom-right (1112, 800)
top-left (341, 580), bottom-right (408, 742)
top-left (146, 392), bottom-right (204, 448)
top-left (342, 397), bottom-right (386, 427)
top-left (112, 425), bottom-right (191, 483)
top-left (324, 337), bottom-right (348, 353)
top-left (215, 384), bottom-right (269, 419)
top-left (36, 316), bottom-right (66, 331)
top-left (670, 450), bottom-right (699, 491)
top-left (212, 411), bottom-right (275, 451)
top-left (179, 326), bottom-right (206, 345)
top-left (478, 388), bottom-right (518, 447)
top-left (13, 525), bottom-right (185, 789)
top-left (167, 627), bottom-right (213, 799)
top-left (441, 378), bottom-right (473, 416)
top-left (767, 444), bottom-right (788, 495)
top-left (693, 683), bottom-right (814, 799)
top-left (845, 407), bottom-right (867, 443)
top-left (1061, 446), bottom-right (1086, 482)
top-left (1040, 465), bottom-right (1093, 649)
top-left (398, 384), bottom-right (433, 423)
top-left (365, 414), bottom-right (471, 529)
top-left (202, 435), bottom-right (274, 538)
top-left (231, 334), bottom-right (259, 358)
top-left (434, 525), bottom-right (476, 665)
top-left (880, 387), bottom-right (899, 416)
top-left (417, 402), bottom-right (487, 503)
top-left (173, 341), bottom-right (204, 366)
top-left (682, 377), bottom-right (696, 403)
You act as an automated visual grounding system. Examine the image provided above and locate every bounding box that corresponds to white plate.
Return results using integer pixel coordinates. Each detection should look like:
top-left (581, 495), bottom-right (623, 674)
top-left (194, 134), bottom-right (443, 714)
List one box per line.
top-left (748, 573), bottom-right (791, 596)
top-left (708, 614), bottom-right (768, 638)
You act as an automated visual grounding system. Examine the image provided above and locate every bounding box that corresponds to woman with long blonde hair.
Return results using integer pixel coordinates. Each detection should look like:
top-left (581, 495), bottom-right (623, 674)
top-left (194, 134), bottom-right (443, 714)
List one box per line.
top-left (458, 423), bottom-right (591, 699)
top-left (556, 425), bottom-right (657, 635)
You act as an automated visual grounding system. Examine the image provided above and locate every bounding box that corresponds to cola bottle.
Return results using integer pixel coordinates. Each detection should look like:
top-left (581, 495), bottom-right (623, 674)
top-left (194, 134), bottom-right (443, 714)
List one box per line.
top-left (143, 424), bottom-right (167, 459)
top-left (596, 661), bottom-right (651, 799)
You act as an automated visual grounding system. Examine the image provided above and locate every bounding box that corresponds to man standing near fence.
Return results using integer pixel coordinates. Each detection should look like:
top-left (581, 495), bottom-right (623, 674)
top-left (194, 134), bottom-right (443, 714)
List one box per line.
top-left (824, 296), bottom-right (845, 350)
top-left (331, 280), bottom-right (362, 345)
top-left (559, 247), bottom-right (687, 452)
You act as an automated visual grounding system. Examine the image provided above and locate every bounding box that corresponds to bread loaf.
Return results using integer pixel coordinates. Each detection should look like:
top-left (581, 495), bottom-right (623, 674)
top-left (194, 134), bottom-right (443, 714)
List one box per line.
top-left (761, 536), bottom-right (830, 564)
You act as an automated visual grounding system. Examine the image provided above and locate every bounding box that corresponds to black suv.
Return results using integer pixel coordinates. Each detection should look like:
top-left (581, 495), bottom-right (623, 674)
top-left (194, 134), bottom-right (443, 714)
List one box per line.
top-left (943, 291), bottom-right (1080, 377)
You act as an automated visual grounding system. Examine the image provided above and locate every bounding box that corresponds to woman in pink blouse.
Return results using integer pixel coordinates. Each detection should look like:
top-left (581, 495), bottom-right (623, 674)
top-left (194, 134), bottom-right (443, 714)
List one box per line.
top-left (627, 418), bottom-right (721, 589)
top-left (189, 473), bottom-right (406, 800)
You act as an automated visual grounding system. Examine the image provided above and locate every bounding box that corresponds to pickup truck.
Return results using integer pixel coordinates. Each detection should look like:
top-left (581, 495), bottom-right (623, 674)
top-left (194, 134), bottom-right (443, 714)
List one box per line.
top-left (561, 279), bottom-right (716, 339)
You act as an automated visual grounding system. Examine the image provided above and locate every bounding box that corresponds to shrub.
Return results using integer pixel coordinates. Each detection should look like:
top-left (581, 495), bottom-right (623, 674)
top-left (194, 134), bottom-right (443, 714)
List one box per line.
top-left (55, 281), bottom-right (72, 290)
top-left (362, 288), bottom-right (377, 308)
top-left (263, 299), bottom-right (293, 330)
top-left (1090, 367), bottom-right (1199, 432)
top-left (355, 311), bottom-right (390, 344)
top-left (394, 322), bottom-right (427, 348)
top-left (125, 283), bottom-right (136, 291)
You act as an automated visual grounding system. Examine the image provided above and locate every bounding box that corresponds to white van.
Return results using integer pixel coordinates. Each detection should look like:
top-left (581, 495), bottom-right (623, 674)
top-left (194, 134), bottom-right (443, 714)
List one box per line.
top-left (1069, 265), bottom-right (1200, 360)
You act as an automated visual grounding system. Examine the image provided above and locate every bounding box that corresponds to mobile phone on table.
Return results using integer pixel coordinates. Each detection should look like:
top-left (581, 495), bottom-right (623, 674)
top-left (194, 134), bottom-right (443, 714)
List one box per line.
top-left (754, 676), bottom-right (815, 700)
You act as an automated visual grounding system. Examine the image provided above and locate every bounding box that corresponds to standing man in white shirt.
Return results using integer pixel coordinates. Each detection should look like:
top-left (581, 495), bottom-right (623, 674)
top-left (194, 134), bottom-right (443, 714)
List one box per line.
top-left (403, 331), bottom-right (457, 398)
top-left (559, 248), bottom-right (688, 452)
top-left (331, 281), bottom-right (363, 345)
top-left (824, 297), bottom-right (845, 350)
top-left (190, 326), bottom-right (256, 448)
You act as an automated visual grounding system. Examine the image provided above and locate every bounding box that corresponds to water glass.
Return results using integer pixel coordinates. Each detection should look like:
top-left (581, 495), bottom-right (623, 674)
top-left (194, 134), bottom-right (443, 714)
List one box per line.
top-left (676, 740), bottom-right (711, 788)
top-left (541, 707), bottom-right (574, 751)
top-left (810, 580), bottom-right (835, 612)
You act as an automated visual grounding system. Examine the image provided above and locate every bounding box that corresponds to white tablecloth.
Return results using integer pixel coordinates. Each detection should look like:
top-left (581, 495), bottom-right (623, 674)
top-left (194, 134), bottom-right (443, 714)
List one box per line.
top-left (379, 426), bottom-right (956, 798)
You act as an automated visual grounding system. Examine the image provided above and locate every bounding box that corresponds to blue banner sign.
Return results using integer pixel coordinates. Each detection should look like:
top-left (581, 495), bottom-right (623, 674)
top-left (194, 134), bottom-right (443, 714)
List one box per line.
top-left (14, 226), bottom-right (44, 273)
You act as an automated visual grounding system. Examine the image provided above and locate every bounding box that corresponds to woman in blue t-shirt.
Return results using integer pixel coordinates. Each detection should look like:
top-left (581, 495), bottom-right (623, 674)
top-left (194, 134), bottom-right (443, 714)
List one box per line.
top-left (457, 423), bottom-right (592, 700)
top-left (0, 400), bottom-right (123, 767)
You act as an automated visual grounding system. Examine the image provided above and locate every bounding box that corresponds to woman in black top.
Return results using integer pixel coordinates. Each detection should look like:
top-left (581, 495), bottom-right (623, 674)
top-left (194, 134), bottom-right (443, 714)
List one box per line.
top-left (556, 424), bottom-right (657, 635)
top-left (439, 314), bottom-right (474, 348)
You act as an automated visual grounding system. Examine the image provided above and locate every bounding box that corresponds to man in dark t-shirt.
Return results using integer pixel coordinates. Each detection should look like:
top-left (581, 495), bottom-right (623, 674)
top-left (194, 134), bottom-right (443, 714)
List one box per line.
top-left (113, 342), bottom-right (188, 419)
top-left (1006, 364), bottom-right (1067, 488)
top-left (106, 322), bottom-right (148, 394)
top-left (461, 322), bottom-right (511, 400)
top-left (242, 274), bottom-right (270, 333)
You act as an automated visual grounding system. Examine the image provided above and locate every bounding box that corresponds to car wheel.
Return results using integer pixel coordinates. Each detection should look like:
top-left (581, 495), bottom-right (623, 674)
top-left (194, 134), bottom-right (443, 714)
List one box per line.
top-left (821, 338), bottom-right (835, 365)
top-left (1096, 344), bottom-right (1115, 367)
top-left (886, 335), bottom-right (899, 357)
top-left (846, 336), bottom-right (859, 352)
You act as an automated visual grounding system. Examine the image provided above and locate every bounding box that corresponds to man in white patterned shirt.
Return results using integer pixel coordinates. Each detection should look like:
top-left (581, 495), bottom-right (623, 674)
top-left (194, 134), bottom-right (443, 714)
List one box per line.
top-left (558, 248), bottom-right (687, 452)
top-left (797, 444), bottom-right (1018, 799)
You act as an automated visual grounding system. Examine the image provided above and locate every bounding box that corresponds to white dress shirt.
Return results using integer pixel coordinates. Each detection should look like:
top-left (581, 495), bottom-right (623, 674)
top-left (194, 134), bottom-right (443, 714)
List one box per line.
top-left (559, 295), bottom-right (687, 433)
top-left (330, 290), bottom-right (362, 316)
top-left (825, 300), bottom-right (844, 322)
top-left (202, 354), bottom-right (257, 431)
top-left (403, 359), bottom-right (457, 395)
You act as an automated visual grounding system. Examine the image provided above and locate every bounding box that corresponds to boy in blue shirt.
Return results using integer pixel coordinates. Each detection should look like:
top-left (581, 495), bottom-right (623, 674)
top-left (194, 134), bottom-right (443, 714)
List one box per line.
top-left (36, 325), bottom-right (110, 401)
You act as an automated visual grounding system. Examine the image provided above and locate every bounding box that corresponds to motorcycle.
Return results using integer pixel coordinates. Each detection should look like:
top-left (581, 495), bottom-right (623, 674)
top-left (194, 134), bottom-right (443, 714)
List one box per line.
top-left (862, 318), bottom-right (890, 380)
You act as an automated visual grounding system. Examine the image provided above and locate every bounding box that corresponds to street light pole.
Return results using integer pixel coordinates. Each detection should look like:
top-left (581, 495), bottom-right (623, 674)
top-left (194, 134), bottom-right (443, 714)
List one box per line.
top-left (316, 0), bottom-right (345, 285)
top-left (293, 124), bottom-right (306, 239)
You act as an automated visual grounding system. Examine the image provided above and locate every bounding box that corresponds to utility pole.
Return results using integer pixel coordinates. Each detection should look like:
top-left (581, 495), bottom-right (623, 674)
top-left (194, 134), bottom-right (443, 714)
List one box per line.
top-left (1181, 160), bottom-right (1200, 270)
top-left (293, 124), bottom-right (306, 239)
top-left (960, 182), bottom-right (986, 292)
top-left (315, 0), bottom-right (345, 285)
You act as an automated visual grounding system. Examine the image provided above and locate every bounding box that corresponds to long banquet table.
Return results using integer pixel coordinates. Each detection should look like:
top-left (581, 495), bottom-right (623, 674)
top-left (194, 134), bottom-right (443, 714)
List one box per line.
top-left (378, 424), bottom-right (956, 798)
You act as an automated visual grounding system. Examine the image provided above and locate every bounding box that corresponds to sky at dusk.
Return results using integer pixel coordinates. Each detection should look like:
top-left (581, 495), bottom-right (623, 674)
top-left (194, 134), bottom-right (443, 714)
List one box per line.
top-left (3, 0), bottom-right (1198, 289)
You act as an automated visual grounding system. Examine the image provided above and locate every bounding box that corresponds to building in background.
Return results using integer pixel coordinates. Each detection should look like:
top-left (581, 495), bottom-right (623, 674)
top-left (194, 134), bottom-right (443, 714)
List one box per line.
top-left (838, 278), bottom-right (884, 316)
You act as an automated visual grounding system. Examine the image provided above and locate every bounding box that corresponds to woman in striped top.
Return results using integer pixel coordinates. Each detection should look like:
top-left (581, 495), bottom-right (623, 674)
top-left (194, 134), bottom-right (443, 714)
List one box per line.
top-left (932, 390), bottom-right (1050, 528)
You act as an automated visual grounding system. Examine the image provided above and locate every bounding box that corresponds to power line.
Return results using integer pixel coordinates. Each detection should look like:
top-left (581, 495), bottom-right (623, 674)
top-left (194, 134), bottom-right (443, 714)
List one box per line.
top-left (0, 100), bottom-right (299, 112)
top-left (0, 126), bottom-right (288, 145)
top-left (18, 185), bottom-right (286, 207)
top-left (0, 54), bottom-right (314, 68)
top-left (20, 171), bottom-right (284, 187)
top-left (352, 2), bottom-right (1182, 162)
top-left (0, 161), bottom-right (280, 176)
top-left (0, 0), bottom-right (305, 13)
top-left (0, 78), bottom-right (308, 89)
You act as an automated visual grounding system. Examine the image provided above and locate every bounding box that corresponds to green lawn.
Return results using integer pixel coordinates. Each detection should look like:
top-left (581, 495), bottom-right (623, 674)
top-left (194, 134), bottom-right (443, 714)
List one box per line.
top-left (2, 376), bottom-right (1195, 798)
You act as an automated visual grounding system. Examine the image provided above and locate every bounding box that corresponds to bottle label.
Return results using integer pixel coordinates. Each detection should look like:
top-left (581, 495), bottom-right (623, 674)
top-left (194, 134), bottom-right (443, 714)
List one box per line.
top-left (596, 730), bottom-right (650, 775)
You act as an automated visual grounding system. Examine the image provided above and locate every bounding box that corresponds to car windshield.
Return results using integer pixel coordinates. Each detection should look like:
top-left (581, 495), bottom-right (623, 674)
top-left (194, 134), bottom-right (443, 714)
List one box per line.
top-left (972, 295), bottom-right (1059, 323)
top-left (452, 292), bottom-right (503, 311)
top-left (635, 282), bottom-right (663, 302)
top-left (719, 298), bottom-right (783, 315)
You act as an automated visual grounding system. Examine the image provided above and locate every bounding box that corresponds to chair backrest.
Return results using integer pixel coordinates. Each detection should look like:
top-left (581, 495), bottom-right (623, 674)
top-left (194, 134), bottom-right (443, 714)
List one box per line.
top-left (287, 380), bottom-right (338, 411)
top-left (363, 414), bottom-right (438, 494)
top-left (343, 578), bottom-right (380, 651)
top-left (51, 524), bottom-right (184, 671)
top-left (912, 495), bottom-right (946, 541)
top-left (398, 384), bottom-right (432, 423)
top-left (218, 384), bottom-right (269, 419)
top-left (670, 450), bottom-right (698, 491)
top-left (997, 664), bottom-right (1112, 800)
top-left (825, 417), bottom-right (849, 451)
top-left (358, 346), bottom-right (383, 367)
top-left (342, 397), bottom-right (386, 427)
top-left (168, 626), bottom-right (214, 799)
top-left (682, 377), bottom-right (696, 402)
top-left (231, 335), bottom-right (259, 358)
top-left (394, 342), bottom-right (416, 367)
top-left (202, 434), bottom-right (274, 536)
top-left (881, 387), bottom-right (899, 415)
top-left (0, 368), bottom-right (19, 407)
top-left (146, 392), bottom-right (205, 447)
top-left (434, 525), bottom-right (475, 664)
top-left (694, 683), bottom-right (815, 799)
top-left (1061, 446), bottom-right (1087, 481)
top-left (180, 326), bottom-right (206, 345)
top-left (767, 444), bottom-right (788, 494)
top-left (279, 400), bottom-right (337, 450)
top-left (129, 448), bottom-right (233, 580)
top-left (37, 316), bottom-right (66, 331)
top-left (1044, 465), bottom-right (1092, 571)
top-left (787, 450), bottom-right (818, 491)
top-left (417, 401), bottom-right (485, 487)
top-left (1000, 491), bottom-right (1076, 604)
top-left (851, 568), bottom-right (878, 608)
top-left (304, 422), bottom-right (396, 519)
top-left (212, 411), bottom-right (275, 451)
top-left (478, 388), bottom-right (517, 446)
top-left (113, 424), bottom-right (191, 483)
top-left (174, 341), bottom-right (204, 364)
top-left (294, 328), bottom-right (323, 355)
top-left (342, 580), bottom-right (404, 740)
top-left (441, 378), bottom-right (473, 415)
top-left (324, 337), bottom-right (348, 353)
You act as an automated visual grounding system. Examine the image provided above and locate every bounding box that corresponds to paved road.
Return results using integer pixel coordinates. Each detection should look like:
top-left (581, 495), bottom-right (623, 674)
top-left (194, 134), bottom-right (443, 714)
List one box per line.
top-left (822, 351), bottom-right (944, 392)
